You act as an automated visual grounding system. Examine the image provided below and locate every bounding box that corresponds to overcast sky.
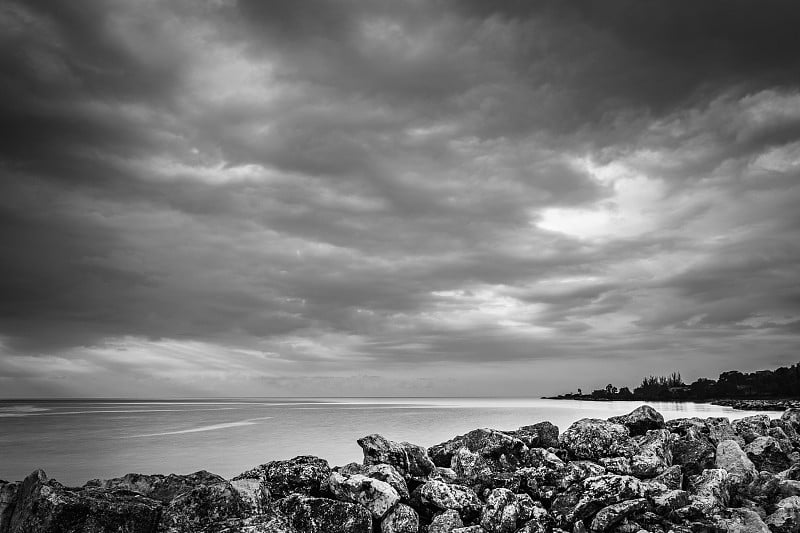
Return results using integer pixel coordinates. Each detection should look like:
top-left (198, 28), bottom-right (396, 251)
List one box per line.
top-left (1, 0), bottom-right (799, 398)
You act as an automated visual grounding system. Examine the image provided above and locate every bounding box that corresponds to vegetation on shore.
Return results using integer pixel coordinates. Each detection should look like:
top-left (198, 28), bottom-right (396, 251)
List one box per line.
top-left (549, 362), bottom-right (800, 402)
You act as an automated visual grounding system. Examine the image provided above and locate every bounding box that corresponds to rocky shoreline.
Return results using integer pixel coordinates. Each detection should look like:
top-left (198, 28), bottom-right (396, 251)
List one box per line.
top-left (711, 400), bottom-right (800, 412)
top-left (2, 405), bottom-right (800, 533)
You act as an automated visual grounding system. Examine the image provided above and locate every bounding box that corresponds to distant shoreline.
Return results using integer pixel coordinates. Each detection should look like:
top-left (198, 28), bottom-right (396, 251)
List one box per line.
top-left (542, 395), bottom-right (800, 411)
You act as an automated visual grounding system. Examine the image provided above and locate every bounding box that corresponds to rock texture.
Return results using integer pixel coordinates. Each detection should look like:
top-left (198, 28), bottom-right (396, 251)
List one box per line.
top-left (2, 405), bottom-right (798, 533)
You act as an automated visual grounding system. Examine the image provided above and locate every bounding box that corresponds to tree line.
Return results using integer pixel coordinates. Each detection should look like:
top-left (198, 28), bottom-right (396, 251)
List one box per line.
top-left (553, 362), bottom-right (800, 401)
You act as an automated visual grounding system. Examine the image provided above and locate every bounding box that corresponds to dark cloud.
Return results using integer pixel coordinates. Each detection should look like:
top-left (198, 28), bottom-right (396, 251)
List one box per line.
top-left (0, 0), bottom-right (798, 396)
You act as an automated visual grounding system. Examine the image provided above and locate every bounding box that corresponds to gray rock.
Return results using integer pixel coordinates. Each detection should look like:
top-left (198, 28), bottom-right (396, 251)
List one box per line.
top-left (381, 503), bottom-right (419, 533)
top-left (328, 472), bottom-right (400, 519)
top-left (733, 415), bottom-right (771, 444)
top-left (599, 457), bottom-right (632, 475)
top-left (651, 465), bottom-right (683, 490)
top-left (649, 489), bottom-right (689, 515)
top-left (159, 479), bottom-right (246, 532)
top-left (341, 463), bottom-right (410, 500)
top-left (233, 455), bottom-right (331, 500)
top-left (668, 427), bottom-right (715, 477)
top-left (608, 406), bottom-right (665, 436)
top-left (629, 430), bottom-right (672, 478)
top-left (559, 419), bottom-right (631, 460)
top-left (715, 440), bottom-right (757, 487)
top-left (687, 468), bottom-right (730, 515)
top-left (358, 434), bottom-right (435, 479)
top-left (508, 422), bottom-right (560, 449)
top-left (716, 508), bottom-right (770, 533)
top-left (430, 429), bottom-right (528, 468)
top-left (705, 417), bottom-right (745, 447)
top-left (86, 470), bottom-right (227, 502)
top-left (479, 488), bottom-right (519, 533)
top-left (0, 480), bottom-right (18, 532)
top-left (554, 474), bottom-right (644, 525)
top-left (745, 436), bottom-right (792, 473)
top-left (515, 493), bottom-right (536, 523)
top-left (516, 504), bottom-right (554, 533)
top-left (230, 477), bottom-right (269, 515)
top-left (276, 494), bottom-right (372, 533)
top-left (765, 496), bottom-right (800, 533)
top-left (590, 498), bottom-right (646, 532)
top-left (429, 508), bottom-right (464, 533)
top-left (782, 409), bottom-right (800, 432)
top-left (416, 479), bottom-right (482, 519)
top-left (452, 526), bottom-right (487, 533)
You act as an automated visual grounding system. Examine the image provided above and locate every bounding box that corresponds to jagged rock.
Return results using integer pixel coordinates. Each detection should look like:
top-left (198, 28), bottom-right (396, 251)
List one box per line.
top-left (416, 480), bottom-right (482, 520)
top-left (715, 440), bottom-right (758, 487)
top-left (358, 434), bottom-right (435, 479)
top-left (381, 503), bottom-right (419, 533)
top-left (652, 465), bottom-right (683, 490)
top-left (572, 519), bottom-right (588, 533)
top-left (509, 422), bottom-right (560, 449)
top-left (733, 415), bottom-right (771, 444)
top-left (705, 417), bottom-right (744, 447)
top-left (85, 470), bottom-right (226, 502)
top-left (479, 488), bottom-right (519, 533)
top-left (428, 508), bottom-right (464, 533)
top-left (159, 479), bottom-right (245, 532)
top-left (782, 409), bottom-right (800, 432)
top-left (609, 406), bottom-right (665, 437)
top-left (1, 480), bottom-right (18, 532)
top-left (765, 496), bottom-right (800, 533)
top-left (553, 474), bottom-right (643, 525)
top-left (559, 419), bottom-right (631, 460)
top-left (7, 469), bottom-right (161, 533)
top-left (515, 493), bottom-right (535, 522)
top-left (275, 494), bottom-right (372, 533)
top-left (230, 477), bottom-right (269, 515)
top-left (773, 419), bottom-right (800, 447)
top-left (687, 469), bottom-right (730, 515)
top-left (649, 489), bottom-right (689, 514)
top-left (716, 508), bottom-right (770, 533)
top-left (746, 436), bottom-right (792, 473)
top-left (340, 463), bottom-right (410, 500)
top-left (778, 479), bottom-right (800, 498)
top-left (452, 447), bottom-right (493, 481)
top-left (524, 448), bottom-right (565, 470)
top-left (599, 457), bottom-right (632, 475)
top-left (668, 427), bottom-right (715, 477)
top-left (430, 429), bottom-right (528, 470)
top-left (629, 430), bottom-right (671, 478)
top-left (233, 456), bottom-right (331, 500)
top-left (432, 467), bottom-right (459, 484)
top-left (516, 504), bottom-right (554, 533)
top-left (328, 472), bottom-right (399, 519)
top-left (452, 526), bottom-right (487, 533)
top-left (590, 498), bottom-right (646, 532)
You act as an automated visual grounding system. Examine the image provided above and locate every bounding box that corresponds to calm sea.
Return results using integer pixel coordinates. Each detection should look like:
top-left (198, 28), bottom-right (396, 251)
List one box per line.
top-left (0, 398), bottom-right (779, 486)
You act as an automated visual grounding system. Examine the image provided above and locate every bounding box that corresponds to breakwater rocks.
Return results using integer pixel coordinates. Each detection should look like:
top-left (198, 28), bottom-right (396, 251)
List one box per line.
top-left (713, 400), bottom-right (800, 412)
top-left (2, 406), bottom-right (800, 533)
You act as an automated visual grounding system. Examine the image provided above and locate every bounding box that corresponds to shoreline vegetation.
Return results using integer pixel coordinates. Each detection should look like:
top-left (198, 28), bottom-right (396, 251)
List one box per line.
top-left (1, 404), bottom-right (800, 532)
top-left (545, 362), bottom-right (800, 411)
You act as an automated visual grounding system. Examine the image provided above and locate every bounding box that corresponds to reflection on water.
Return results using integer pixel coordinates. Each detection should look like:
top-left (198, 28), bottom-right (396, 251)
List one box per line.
top-left (0, 397), bottom-right (780, 485)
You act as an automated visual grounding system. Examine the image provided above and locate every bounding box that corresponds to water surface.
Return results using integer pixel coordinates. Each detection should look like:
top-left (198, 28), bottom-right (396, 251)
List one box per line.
top-left (0, 397), bottom-right (778, 485)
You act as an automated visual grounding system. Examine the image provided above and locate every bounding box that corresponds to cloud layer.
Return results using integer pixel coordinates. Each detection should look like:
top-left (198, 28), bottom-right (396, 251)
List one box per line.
top-left (1, 0), bottom-right (799, 397)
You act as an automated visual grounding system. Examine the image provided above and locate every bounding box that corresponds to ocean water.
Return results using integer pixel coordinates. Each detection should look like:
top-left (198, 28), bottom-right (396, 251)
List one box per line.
top-left (0, 398), bottom-right (780, 486)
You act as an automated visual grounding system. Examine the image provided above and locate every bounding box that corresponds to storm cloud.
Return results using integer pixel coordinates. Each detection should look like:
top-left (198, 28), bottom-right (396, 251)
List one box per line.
top-left (1, 0), bottom-right (798, 397)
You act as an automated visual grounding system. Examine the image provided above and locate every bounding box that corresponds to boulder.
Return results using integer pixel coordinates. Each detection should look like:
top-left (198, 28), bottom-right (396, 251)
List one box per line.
top-left (782, 409), bottom-right (800, 432)
top-left (651, 465), bottom-right (683, 490)
top-left (649, 489), bottom-right (689, 515)
top-left (629, 430), bottom-right (672, 478)
top-left (669, 427), bottom-right (715, 476)
top-left (599, 457), bottom-right (632, 475)
top-left (1, 481), bottom-right (18, 532)
top-left (357, 434), bottom-right (435, 479)
top-left (732, 415), bottom-right (771, 444)
top-left (479, 488), bottom-right (519, 533)
top-left (327, 472), bottom-right (400, 519)
top-left (608, 406), bottom-right (665, 436)
top-left (452, 527), bottom-right (488, 533)
top-left (233, 456), bottom-right (331, 500)
top-left (516, 504), bottom-right (554, 533)
top-left (381, 503), bottom-right (419, 533)
top-left (508, 422), bottom-right (560, 449)
top-left (553, 474), bottom-right (643, 525)
top-left (515, 493), bottom-right (536, 523)
top-left (687, 469), bottom-right (730, 515)
top-left (765, 496), bottom-right (800, 533)
top-left (559, 419), bottom-right (631, 461)
top-left (430, 429), bottom-right (527, 469)
top-left (590, 498), bottom-right (646, 532)
top-left (745, 436), bottom-right (792, 473)
top-left (705, 417), bottom-right (744, 447)
top-left (159, 479), bottom-right (246, 532)
top-left (716, 508), bottom-right (771, 533)
top-left (230, 478), bottom-right (269, 515)
top-left (339, 463), bottom-right (410, 500)
top-left (7, 469), bottom-right (161, 533)
top-left (275, 494), bottom-right (372, 533)
top-left (415, 480), bottom-right (482, 520)
top-left (428, 509), bottom-right (464, 533)
top-left (715, 440), bottom-right (758, 487)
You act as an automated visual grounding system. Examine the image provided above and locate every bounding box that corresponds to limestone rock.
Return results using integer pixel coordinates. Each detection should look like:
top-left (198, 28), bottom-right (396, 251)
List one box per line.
top-left (629, 430), bottom-right (672, 478)
top-left (381, 503), bottom-right (419, 533)
top-left (428, 508), bottom-right (464, 533)
top-left (668, 427), bottom-right (715, 477)
top-left (782, 409), bottom-right (800, 432)
top-left (608, 406), bottom-right (665, 436)
top-left (340, 463), bottom-right (410, 500)
top-left (416, 479), bottom-right (482, 519)
top-left (516, 504), bottom-right (555, 533)
top-left (590, 498), bottom-right (646, 532)
top-left (649, 489), bottom-right (689, 515)
top-left (554, 474), bottom-right (643, 525)
top-left (0, 480), bottom-right (18, 532)
top-left (515, 493), bottom-right (536, 523)
top-left (746, 436), bottom-right (792, 473)
top-left (358, 434), bottom-right (435, 479)
top-left (508, 422), bottom-right (560, 449)
top-left (716, 507), bottom-right (771, 533)
top-left (276, 494), bottom-right (372, 533)
top-left (233, 455), bottom-right (331, 500)
top-left (599, 457), bottom-right (632, 475)
top-left (651, 465), bottom-right (683, 490)
top-left (159, 479), bottom-right (246, 532)
top-left (687, 469), bottom-right (730, 515)
top-left (715, 440), bottom-right (757, 487)
top-left (559, 419), bottom-right (631, 460)
top-left (85, 470), bottom-right (226, 502)
top-left (733, 415), bottom-right (771, 444)
top-left (765, 496), bottom-right (800, 533)
top-left (479, 488), bottom-right (519, 533)
top-left (328, 472), bottom-right (400, 519)
top-left (705, 417), bottom-right (745, 447)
